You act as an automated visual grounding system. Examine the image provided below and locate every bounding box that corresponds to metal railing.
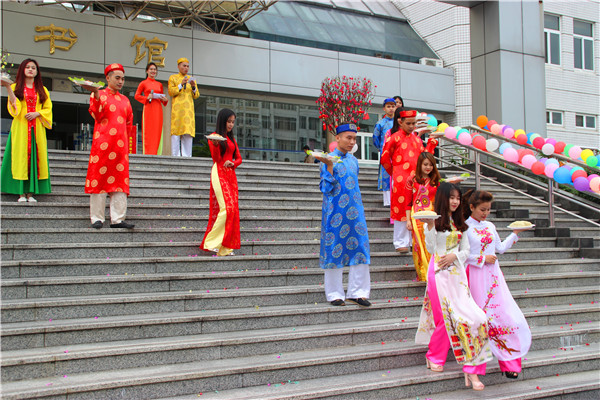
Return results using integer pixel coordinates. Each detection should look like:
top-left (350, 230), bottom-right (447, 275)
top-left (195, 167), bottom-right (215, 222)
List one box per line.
top-left (436, 131), bottom-right (600, 229)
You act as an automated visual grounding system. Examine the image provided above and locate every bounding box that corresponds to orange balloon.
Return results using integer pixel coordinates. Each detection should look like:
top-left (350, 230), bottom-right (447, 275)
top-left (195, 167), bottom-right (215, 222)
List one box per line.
top-left (476, 115), bottom-right (488, 128)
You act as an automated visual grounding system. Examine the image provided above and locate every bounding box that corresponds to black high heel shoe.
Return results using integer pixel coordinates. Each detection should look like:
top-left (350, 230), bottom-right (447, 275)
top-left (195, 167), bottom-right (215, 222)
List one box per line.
top-left (503, 371), bottom-right (519, 379)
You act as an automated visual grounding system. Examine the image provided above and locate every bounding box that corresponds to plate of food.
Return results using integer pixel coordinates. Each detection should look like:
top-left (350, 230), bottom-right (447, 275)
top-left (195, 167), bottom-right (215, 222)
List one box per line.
top-left (444, 173), bottom-right (471, 183)
top-left (69, 77), bottom-right (105, 88)
top-left (1, 72), bottom-right (13, 85)
top-left (412, 211), bottom-right (441, 220)
top-left (307, 150), bottom-right (342, 164)
top-left (507, 221), bottom-right (535, 229)
top-left (205, 133), bottom-right (227, 142)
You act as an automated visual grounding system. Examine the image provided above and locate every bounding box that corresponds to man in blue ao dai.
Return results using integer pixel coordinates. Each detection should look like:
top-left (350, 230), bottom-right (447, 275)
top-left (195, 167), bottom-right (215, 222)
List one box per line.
top-left (314, 123), bottom-right (371, 307)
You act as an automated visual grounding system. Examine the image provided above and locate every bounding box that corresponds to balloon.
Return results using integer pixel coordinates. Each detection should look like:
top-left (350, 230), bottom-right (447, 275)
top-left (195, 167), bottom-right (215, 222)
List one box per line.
top-left (541, 143), bottom-right (555, 156)
top-left (350, 143), bottom-right (358, 154)
top-left (563, 144), bottom-right (573, 156)
top-left (503, 128), bottom-right (515, 139)
top-left (503, 148), bottom-right (519, 163)
top-left (569, 145), bottom-right (582, 159)
top-left (516, 134), bottom-right (528, 145)
top-left (499, 143), bottom-right (512, 154)
top-left (580, 149), bottom-right (594, 161)
top-left (554, 141), bottom-right (566, 153)
top-left (574, 177), bottom-right (590, 192)
top-left (533, 137), bottom-right (546, 149)
top-left (444, 126), bottom-right (457, 140)
top-left (521, 154), bottom-right (537, 169)
top-left (546, 138), bottom-right (557, 146)
top-left (329, 142), bottom-right (338, 152)
top-left (545, 158), bottom-right (559, 166)
top-left (487, 120), bottom-right (497, 130)
top-left (476, 115), bottom-right (488, 128)
top-left (490, 124), bottom-right (502, 135)
top-left (586, 156), bottom-right (598, 167)
top-left (590, 177), bottom-right (600, 193)
top-left (458, 132), bottom-right (472, 146)
top-left (473, 135), bottom-right (487, 150)
top-left (531, 161), bottom-right (545, 175)
top-left (571, 169), bottom-right (587, 181)
top-left (437, 122), bottom-right (449, 133)
top-left (545, 163), bottom-right (559, 178)
top-left (428, 115), bottom-right (438, 127)
top-left (486, 138), bottom-right (499, 152)
top-left (553, 167), bottom-right (572, 184)
top-left (514, 129), bottom-right (526, 138)
top-left (588, 174), bottom-right (600, 181)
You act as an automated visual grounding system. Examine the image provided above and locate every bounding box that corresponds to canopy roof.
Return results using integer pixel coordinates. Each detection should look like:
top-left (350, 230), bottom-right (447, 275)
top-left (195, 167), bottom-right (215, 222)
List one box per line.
top-left (29, 0), bottom-right (277, 33)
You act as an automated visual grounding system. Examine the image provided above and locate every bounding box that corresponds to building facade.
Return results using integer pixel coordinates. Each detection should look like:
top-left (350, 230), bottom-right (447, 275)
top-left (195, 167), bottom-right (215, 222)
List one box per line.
top-left (0, 0), bottom-right (454, 163)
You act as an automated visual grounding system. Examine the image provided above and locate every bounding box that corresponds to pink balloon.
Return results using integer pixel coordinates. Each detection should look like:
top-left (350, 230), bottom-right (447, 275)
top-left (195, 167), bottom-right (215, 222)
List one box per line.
top-left (490, 124), bottom-right (502, 135)
top-left (545, 163), bottom-right (559, 178)
top-left (503, 128), bottom-right (515, 139)
top-left (444, 127), bottom-right (457, 140)
top-left (569, 145), bottom-right (582, 159)
top-left (521, 154), bottom-right (537, 169)
top-left (503, 147), bottom-right (518, 163)
top-left (458, 132), bottom-right (472, 146)
top-left (590, 177), bottom-right (600, 193)
top-left (329, 142), bottom-right (338, 152)
top-left (546, 138), bottom-right (557, 146)
top-left (588, 174), bottom-right (600, 181)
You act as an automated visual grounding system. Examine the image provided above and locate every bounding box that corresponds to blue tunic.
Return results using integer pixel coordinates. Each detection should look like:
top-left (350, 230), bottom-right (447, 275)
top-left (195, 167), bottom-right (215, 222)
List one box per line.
top-left (319, 148), bottom-right (371, 269)
top-left (373, 116), bottom-right (393, 191)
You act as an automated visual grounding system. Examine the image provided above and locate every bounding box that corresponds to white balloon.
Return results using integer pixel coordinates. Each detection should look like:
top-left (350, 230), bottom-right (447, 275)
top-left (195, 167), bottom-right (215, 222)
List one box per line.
top-left (486, 138), bottom-right (499, 152)
top-left (351, 143), bottom-right (358, 154)
top-left (541, 143), bottom-right (555, 156)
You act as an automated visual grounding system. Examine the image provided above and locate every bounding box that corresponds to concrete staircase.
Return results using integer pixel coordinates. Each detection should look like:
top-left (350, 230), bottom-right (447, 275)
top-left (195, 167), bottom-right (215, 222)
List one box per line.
top-left (1, 150), bottom-right (599, 400)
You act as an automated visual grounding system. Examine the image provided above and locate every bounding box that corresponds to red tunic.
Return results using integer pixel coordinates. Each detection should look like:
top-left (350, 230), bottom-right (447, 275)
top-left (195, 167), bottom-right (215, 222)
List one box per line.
top-left (381, 130), bottom-right (437, 221)
top-left (134, 78), bottom-right (167, 155)
top-left (85, 88), bottom-right (133, 194)
top-left (200, 136), bottom-right (243, 251)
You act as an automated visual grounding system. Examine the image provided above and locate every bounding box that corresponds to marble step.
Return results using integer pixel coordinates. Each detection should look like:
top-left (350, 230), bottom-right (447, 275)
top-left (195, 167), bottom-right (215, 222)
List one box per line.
top-left (2, 279), bottom-right (598, 324)
top-left (1, 338), bottom-right (597, 400)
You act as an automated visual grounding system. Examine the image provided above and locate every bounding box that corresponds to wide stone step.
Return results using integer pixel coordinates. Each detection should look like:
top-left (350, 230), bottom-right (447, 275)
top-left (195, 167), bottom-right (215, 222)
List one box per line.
top-left (2, 279), bottom-right (597, 324)
top-left (1, 237), bottom-right (577, 262)
top-left (1, 338), bottom-right (597, 400)
top-left (2, 226), bottom-right (543, 245)
top-left (3, 261), bottom-right (597, 300)
top-left (166, 365), bottom-right (600, 400)
top-left (0, 202), bottom-right (390, 218)
top-left (2, 310), bottom-right (597, 383)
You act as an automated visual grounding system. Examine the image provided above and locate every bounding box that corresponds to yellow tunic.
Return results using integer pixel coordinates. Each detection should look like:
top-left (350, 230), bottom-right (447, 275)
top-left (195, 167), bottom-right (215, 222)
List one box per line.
top-left (7, 84), bottom-right (52, 180)
top-left (168, 73), bottom-right (200, 137)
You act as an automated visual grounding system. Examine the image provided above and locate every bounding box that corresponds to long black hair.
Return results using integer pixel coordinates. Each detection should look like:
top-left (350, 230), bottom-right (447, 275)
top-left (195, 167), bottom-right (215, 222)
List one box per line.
top-left (390, 106), bottom-right (405, 135)
top-left (434, 182), bottom-right (467, 232)
top-left (14, 58), bottom-right (47, 104)
top-left (215, 108), bottom-right (238, 159)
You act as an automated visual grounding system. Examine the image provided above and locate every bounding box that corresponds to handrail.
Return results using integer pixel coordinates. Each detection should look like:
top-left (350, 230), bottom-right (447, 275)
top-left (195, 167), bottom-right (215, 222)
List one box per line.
top-left (436, 137), bottom-right (600, 228)
top-left (468, 125), bottom-right (600, 174)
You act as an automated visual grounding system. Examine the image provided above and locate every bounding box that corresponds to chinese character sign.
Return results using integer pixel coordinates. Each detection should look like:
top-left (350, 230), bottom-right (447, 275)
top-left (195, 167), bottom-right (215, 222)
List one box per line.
top-left (34, 24), bottom-right (78, 54)
top-left (130, 35), bottom-right (168, 67)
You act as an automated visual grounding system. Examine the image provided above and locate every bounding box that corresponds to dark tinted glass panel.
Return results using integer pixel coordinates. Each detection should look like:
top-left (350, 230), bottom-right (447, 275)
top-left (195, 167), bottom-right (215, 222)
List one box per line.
top-left (574, 20), bottom-right (592, 37)
top-left (584, 39), bottom-right (593, 70)
top-left (574, 37), bottom-right (583, 69)
top-left (544, 14), bottom-right (559, 30)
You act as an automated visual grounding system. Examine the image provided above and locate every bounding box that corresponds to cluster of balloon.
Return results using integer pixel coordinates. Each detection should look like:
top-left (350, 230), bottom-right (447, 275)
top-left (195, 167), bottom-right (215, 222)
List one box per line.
top-left (469, 115), bottom-right (600, 193)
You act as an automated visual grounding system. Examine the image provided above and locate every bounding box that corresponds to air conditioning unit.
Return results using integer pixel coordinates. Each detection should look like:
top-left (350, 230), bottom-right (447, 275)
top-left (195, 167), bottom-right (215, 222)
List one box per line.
top-left (419, 58), bottom-right (443, 68)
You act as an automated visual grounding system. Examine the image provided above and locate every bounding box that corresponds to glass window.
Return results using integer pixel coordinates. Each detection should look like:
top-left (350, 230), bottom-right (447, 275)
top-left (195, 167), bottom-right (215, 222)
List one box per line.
top-left (575, 114), bottom-right (596, 128)
top-left (574, 20), bottom-right (593, 70)
top-left (546, 111), bottom-right (563, 125)
top-left (544, 14), bottom-right (560, 65)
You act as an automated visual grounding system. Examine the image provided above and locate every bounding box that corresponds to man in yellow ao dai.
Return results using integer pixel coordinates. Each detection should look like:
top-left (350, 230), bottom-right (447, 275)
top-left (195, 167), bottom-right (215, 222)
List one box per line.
top-left (168, 57), bottom-right (199, 157)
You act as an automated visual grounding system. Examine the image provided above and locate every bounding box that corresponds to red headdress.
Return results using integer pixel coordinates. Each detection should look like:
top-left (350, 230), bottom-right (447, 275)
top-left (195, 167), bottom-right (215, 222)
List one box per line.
top-left (400, 110), bottom-right (417, 118)
top-left (104, 63), bottom-right (124, 76)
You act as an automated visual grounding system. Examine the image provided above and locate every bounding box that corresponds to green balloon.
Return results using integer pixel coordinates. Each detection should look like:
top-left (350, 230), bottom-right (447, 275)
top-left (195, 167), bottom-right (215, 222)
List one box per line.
top-left (586, 156), bottom-right (598, 167)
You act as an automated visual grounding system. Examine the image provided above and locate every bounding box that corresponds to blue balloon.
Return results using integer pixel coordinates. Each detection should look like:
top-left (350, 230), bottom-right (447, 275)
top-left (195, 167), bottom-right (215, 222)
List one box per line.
top-left (545, 158), bottom-right (559, 166)
top-left (499, 143), bottom-right (513, 155)
top-left (554, 167), bottom-right (572, 184)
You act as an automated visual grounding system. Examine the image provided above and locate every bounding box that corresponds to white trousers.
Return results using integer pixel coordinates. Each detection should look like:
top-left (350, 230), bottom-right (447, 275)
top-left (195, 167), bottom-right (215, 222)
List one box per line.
top-left (393, 220), bottom-right (411, 249)
top-left (323, 263), bottom-right (370, 301)
top-left (171, 134), bottom-right (193, 157)
top-left (383, 190), bottom-right (391, 206)
top-left (90, 192), bottom-right (127, 224)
